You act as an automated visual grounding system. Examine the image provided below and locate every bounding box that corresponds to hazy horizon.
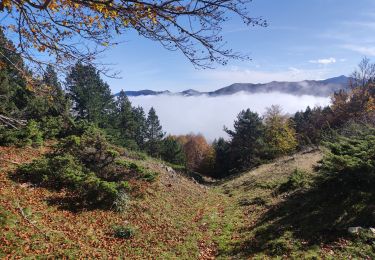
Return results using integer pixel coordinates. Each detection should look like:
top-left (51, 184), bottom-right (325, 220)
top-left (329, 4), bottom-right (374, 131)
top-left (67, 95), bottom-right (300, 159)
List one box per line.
top-left (129, 92), bottom-right (330, 141)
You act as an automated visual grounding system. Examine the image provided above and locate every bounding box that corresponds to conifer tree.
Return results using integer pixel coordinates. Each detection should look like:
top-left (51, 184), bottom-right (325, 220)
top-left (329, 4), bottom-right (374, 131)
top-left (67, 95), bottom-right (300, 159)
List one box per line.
top-left (145, 107), bottom-right (164, 157)
top-left (0, 29), bottom-right (28, 118)
top-left (115, 90), bottom-right (137, 148)
top-left (66, 63), bottom-right (114, 126)
top-left (225, 109), bottom-right (266, 171)
top-left (132, 106), bottom-right (147, 149)
top-left (160, 136), bottom-right (186, 165)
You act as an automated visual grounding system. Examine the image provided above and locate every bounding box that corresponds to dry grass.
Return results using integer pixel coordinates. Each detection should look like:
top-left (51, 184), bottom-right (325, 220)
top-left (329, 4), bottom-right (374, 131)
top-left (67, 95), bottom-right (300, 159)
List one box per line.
top-left (0, 145), bottom-right (231, 259)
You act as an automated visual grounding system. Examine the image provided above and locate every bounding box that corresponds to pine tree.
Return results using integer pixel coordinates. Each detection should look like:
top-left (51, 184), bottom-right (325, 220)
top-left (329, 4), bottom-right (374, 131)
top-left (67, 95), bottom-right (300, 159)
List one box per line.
top-left (115, 90), bottom-right (137, 148)
top-left (26, 65), bottom-right (70, 119)
top-left (160, 136), bottom-right (185, 165)
top-left (212, 137), bottom-right (231, 178)
top-left (145, 107), bottom-right (164, 157)
top-left (225, 109), bottom-right (266, 171)
top-left (65, 63), bottom-right (114, 126)
top-left (132, 106), bottom-right (147, 149)
top-left (42, 65), bottom-right (69, 117)
top-left (0, 29), bottom-right (28, 117)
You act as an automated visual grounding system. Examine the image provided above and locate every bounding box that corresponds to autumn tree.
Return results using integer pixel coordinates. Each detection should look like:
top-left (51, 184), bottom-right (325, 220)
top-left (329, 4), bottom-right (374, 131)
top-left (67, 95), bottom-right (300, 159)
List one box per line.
top-left (263, 105), bottom-right (297, 156)
top-left (177, 134), bottom-right (212, 173)
top-left (0, 0), bottom-right (266, 76)
top-left (331, 58), bottom-right (375, 126)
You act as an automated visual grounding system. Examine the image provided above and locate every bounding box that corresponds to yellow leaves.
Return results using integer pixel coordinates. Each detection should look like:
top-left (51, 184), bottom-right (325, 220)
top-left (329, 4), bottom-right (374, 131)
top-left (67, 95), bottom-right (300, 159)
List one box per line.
top-left (48, 0), bottom-right (59, 12)
top-left (0, 60), bottom-right (6, 70)
top-left (2, 0), bottom-right (12, 9)
top-left (38, 45), bottom-right (46, 52)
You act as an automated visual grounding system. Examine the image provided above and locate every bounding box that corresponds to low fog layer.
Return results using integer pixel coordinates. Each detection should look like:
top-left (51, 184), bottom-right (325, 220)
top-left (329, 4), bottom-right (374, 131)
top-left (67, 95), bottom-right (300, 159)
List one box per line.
top-left (129, 92), bottom-right (330, 140)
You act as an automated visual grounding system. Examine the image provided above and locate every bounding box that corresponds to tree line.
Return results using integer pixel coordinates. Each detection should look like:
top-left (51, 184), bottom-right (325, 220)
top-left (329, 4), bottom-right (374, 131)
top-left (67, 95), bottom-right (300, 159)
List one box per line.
top-left (1, 27), bottom-right (374, 178)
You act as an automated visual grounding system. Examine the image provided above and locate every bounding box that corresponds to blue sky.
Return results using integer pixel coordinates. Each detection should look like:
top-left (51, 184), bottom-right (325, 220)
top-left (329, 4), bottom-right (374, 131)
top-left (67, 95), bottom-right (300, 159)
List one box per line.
top-left (103, 0), bottom-right (375, 93)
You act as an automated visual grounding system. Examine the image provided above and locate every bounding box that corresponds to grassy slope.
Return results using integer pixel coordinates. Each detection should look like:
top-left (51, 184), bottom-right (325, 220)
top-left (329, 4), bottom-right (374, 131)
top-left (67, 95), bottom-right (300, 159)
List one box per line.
top-left (0, 146), bottom-right (233, 259)
top-left (216, 149), bottom-right (375, 259)
top-left (1, 146), bottom-right (373, 259)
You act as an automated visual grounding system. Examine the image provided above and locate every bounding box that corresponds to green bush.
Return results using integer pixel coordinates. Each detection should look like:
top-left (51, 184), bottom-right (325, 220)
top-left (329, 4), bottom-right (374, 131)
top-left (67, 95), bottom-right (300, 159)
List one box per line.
top-left (279, 168), bottom-right (310, 193)
top-left (15, 127), bottom-right (132, 208)
top-left (115, 159), bottom-right (158, 182)
top-left (17, 153), bottom-right (129, 206)
top-left (113, 225), bottom-right (135, 239)
top-left (56, 126), bottom-right (120, 171)
top-left (0, 120), bottom-right (43, 147)
top-left (320, 125), bottom-right (375, 188)
top-left (39, 116), bottom-right (64, 139)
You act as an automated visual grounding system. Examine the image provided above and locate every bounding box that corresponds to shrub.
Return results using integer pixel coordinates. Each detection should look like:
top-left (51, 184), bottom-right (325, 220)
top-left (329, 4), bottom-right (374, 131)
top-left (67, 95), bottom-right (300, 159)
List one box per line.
top-left (15, 127), bottom-right (133, 208)
top-left (112, 190), bottom-right (130, 212)
top-left (279, 169), bottom-right (310, 193)
top-left (56, 126), bottom-right (120, 171)
top-left (39, 116), bottom-right (64, 139)
top-left (17, 153), bottom-right (128, 206)
top-left (113, 225), bottom-right (135, 239)
top-left (115, 159), bottom-right (158, 182)
top-left (0, 120), bottom-right (43, 147)
top-left (320, 124), bottom-right (375, 188)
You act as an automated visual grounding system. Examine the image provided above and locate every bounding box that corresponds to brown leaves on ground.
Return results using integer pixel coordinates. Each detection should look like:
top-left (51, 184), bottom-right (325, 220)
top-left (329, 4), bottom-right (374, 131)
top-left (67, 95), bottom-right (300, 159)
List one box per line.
top-left (0, 145), bottom-right (228, 259)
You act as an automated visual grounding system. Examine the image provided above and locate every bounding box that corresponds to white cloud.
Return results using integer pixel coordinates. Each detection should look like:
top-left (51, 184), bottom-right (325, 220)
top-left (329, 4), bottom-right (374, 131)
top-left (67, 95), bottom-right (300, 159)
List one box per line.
top-left (309, 57), bottom-right (336, 64)
top-left (342, 44), bottom-right (375, 56)
top-left (130, 93), bottom-right (330, 141)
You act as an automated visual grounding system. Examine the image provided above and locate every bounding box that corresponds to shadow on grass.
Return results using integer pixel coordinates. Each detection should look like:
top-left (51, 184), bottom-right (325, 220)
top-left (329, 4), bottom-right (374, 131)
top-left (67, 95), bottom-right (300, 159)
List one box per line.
top-left (9, 170), bottom-right (112, 213)
top-left (228, 175), bottom-right (375, 257)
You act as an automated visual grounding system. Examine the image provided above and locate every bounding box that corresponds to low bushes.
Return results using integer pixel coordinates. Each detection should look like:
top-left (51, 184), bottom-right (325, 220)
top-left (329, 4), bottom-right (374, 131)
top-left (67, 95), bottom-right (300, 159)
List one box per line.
top-left (319, 124), bottom-right (375, 189)
top-left (278, 168), bottom-right (310, 193)
top-left (15, 126), bottom-right (157, 210)
top-left (113, 225), bottom-right (135, 239)
top-left (0, 120), bottom-right (43, 147)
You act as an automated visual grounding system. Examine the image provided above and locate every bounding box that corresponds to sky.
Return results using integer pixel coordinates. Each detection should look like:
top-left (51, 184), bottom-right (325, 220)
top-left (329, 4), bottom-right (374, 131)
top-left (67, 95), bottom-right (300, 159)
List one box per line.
top-left (101, 0), bottom-right (375, 93)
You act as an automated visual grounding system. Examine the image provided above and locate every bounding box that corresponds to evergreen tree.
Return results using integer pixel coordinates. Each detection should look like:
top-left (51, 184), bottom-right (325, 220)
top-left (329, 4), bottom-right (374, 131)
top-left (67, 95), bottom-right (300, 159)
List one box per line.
top-left (26, 65), bottom-right (70, 118)
top-left (145, 107), bottom-right (164, 157)
top-left (225, 109), bottom-right (266, 171)
top-left (42, 65), bottom-right (69, 117)
top-left (66, 63), bottom-right (114, 126)
top-left (132, 106), bottom-right (147, 149)
top-left (160, 136), bottom-right (186, 165)
top-left (212, 137), bottom-right (231, 178)
top-left (115, 90), bottom-right (137, 148)
top-left (0, 29), bottom-right (28, 117)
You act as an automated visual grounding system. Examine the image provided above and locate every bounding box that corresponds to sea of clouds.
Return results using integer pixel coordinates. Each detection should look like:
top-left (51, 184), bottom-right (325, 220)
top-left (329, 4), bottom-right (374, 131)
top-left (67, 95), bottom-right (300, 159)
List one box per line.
top-left (129, 92), bottom-right (330, 141)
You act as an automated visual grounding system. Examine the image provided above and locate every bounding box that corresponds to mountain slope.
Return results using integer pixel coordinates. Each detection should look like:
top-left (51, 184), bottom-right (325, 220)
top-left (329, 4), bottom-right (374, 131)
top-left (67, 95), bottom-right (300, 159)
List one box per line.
top-left (119, 75), bottom-right (350, 97)
top-left (0, 145), bottom-right (231, 259)
top-left (2, 146), bottom-right (371, 259)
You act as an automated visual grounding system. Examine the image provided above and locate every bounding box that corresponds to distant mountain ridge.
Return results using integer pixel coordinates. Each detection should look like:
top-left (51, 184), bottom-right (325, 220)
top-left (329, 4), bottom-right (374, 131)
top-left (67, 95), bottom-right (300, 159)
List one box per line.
top-left (116, 75), bottom-right (350, 97)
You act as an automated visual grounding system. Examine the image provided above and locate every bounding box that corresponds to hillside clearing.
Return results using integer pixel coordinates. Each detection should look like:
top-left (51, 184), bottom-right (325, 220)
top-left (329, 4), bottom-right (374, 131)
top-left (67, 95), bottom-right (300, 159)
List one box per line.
top-left (1, 147), bottom-right (374, 259)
